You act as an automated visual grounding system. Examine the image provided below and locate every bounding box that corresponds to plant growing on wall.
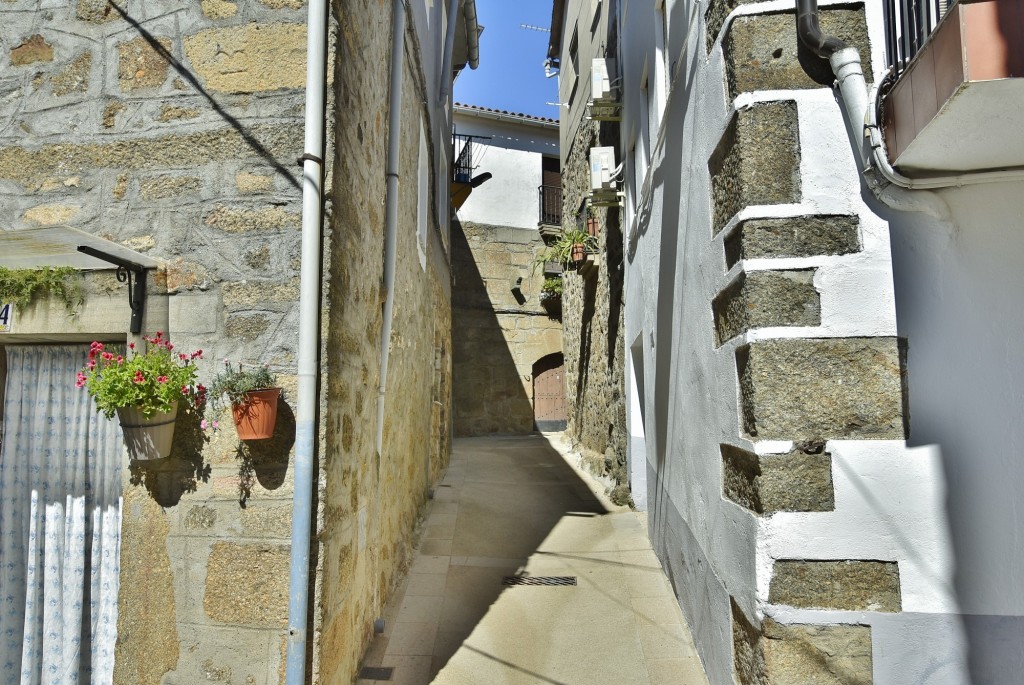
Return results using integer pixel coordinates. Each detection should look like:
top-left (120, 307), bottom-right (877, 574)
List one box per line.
top-left (0, 266), bottom-right (82, 312)
top-left (533, 229), bottom-right (598, 272)
top-left (540, 277), bottom-right (563, 301)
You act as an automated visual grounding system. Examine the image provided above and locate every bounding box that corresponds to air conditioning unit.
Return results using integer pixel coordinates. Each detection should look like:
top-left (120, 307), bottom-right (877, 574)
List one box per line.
top-left (590, 147), bottom-right (617, 191)
top-left (591, 58), bottom-right (617, 102)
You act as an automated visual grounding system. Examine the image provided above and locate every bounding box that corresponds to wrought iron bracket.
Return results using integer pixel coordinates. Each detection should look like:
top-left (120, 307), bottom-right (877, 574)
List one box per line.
top-left (76, 245), bottom-right (148, 334)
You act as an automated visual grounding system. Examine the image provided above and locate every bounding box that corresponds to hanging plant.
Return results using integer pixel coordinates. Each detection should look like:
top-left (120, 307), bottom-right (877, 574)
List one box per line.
top-left (0, 266), bottom-right (82, 312)
top-left (532, 229), bottom-right (598, 272)
top-left (78, 333), bottom-right (206, 460)
top-left (209, 361), bottom-right (283, 440)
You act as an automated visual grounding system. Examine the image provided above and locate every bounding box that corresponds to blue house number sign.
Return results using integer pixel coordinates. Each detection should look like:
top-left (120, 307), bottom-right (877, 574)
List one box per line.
top-left (0, 302), bottom-right (12, 332)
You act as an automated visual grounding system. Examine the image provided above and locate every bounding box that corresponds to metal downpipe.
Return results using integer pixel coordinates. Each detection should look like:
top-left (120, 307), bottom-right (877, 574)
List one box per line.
top-left (377, 0), bottom-right (407, 456)
top-left (438, 0), bottom-right (461, 106)
top-left (285, 0), bottom-right (328, 676)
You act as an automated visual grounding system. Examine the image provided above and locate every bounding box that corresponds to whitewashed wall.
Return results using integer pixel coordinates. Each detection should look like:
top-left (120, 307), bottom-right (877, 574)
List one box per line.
top-left (453, 110), bottom-right (558, 229)
top-left (612, 0), bottom-right (1019, 682)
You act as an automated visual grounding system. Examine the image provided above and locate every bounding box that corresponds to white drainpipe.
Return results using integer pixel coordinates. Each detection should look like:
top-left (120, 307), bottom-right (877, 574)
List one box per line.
top-left (285, 0), bottom-right (327, 678)
top-left (377, 0), bottom-right (407, 456)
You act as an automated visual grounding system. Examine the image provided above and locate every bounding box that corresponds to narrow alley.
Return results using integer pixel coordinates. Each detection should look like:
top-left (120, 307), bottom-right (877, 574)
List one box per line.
top-left (357, 434), bottom-right (708, 685)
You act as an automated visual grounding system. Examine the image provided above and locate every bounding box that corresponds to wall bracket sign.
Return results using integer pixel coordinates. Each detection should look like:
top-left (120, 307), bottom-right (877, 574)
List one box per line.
top-left (76, 245), bottom-right (148, 334)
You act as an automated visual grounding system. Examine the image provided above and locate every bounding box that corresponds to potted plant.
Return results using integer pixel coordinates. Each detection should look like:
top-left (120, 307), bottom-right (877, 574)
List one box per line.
top-left (77, 333), bottom-right (205, 460)
top-left (209, 361), bottom-right (282, 440)
top-left (540, 276), bottom-right (563, 316)
top-left (532, 228), bottom-right (598, 273)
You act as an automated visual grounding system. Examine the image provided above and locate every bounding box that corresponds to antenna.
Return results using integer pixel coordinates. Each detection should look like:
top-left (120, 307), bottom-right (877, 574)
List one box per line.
top-left (520, 23), bottom-right (550, 32)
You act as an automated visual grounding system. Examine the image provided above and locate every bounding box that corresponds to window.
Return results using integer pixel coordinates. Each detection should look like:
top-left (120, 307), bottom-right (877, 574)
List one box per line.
top-left (567, 28), bottom-right (580, 106)
top-left (637, 66), bottom-right (651, 192)
top-left (417, 118), bottom-right (428, 270)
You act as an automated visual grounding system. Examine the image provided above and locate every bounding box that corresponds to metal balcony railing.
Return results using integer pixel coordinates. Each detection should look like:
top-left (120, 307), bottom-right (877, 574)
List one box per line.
top-left (452, 133), bottom-right (490, 183)
top-left (883, 0), bottom-right (952, 78)
top-left (538, 185), bottom-right (562, 226)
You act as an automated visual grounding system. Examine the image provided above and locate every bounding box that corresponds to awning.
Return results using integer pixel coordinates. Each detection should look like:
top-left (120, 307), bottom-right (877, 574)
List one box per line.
top-left (0, 226), bottom-right (161, 271)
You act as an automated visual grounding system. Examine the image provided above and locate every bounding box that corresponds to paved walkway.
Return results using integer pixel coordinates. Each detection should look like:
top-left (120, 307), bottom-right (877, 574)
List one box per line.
top-left (357, 433), bottom-right (709, 685)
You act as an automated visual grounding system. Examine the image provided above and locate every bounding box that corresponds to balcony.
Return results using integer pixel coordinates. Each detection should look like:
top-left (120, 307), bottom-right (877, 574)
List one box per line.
top-left (538, 184), bottom-right (563, 229)
top-left (881, 0), bottom-right (1024, 174)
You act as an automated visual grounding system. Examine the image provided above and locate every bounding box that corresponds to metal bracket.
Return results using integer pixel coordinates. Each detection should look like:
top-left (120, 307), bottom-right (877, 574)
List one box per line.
top-left (76, 245), bottom-right (148, 334)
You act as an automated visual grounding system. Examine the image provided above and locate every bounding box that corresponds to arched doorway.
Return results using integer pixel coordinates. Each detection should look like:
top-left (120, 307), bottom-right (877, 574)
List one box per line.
top-left (532, 353), bottom-right (566, 431)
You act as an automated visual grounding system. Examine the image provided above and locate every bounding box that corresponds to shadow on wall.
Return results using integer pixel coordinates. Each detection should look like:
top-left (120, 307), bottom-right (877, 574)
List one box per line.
top-left (450, 218), bottom-right (543, 436)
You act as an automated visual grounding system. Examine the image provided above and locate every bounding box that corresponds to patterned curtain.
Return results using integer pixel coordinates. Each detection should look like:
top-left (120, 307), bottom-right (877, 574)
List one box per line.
top-left (0, 345), bottom-right (122, 684)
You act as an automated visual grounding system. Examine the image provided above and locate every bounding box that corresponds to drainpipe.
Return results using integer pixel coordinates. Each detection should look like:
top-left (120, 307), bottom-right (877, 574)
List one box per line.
top-left (797, 0), bottom-right (1024, 214)
top-left (377, 0), bottom-right (407, 456)
top-left (463, 0), bottom-right (480, 70)
top-left (284, 0), bottom-right (327, 677)
top-left (795, 0), bottom-right (948, 219)
top-left (438, 0), bottom-right (462, 106)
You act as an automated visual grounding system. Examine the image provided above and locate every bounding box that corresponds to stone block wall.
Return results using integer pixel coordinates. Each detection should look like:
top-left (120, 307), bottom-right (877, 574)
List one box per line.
top-left (560, 119), bottom-right (627, 496)
top-left (451, 220), bottom-right (562, 435)
top-left (317, 0), bottom-right (452, 681)
top-left (705, 3), bottom-right (909, 683)
top-left (0, 0), bottom-right (317, 680)
top-left (1, 0), bottom-right (451, 683)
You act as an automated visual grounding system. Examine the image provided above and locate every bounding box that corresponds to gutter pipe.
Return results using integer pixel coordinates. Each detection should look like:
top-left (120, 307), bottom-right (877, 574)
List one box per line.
top-left (796, 0), bottom-right (1024, 216)
top-left (464, 0), bottom-right (480, 70)
top-left (438, 0), bottom-right (461, 106)
top-left (377, 0), bottom-right (407, 457)
top-left (285, 0), bottom-right (328, 676)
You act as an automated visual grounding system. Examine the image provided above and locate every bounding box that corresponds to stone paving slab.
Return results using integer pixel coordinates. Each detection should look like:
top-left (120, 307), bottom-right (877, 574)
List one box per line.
top-left (357, 433), bottom-right (709, 685)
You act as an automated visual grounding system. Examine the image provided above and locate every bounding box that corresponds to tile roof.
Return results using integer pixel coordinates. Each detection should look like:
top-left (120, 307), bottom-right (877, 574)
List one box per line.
top-left (454, 102), bottom-right (558, 124)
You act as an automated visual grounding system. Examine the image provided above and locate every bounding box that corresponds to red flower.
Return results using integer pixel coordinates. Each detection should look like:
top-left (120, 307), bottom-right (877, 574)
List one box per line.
top-left (128, 342), bottom-right (135, 351)
top-left (87, 359), bottom-right (96, 370)
top-left (179, 353), bottom-right (188, 361)
top-left (132, 371), bottom-right (145, 384)
top-left (117, 355), bottom-right (124, 364)
top-left (75, 372), bottom-right (87, 388)
top-left (101, 352), bottom-right (114, 361)
top-left (157, 375), bottom-right (169, 384)
top-left (181, 385), bottom-right (191, 395)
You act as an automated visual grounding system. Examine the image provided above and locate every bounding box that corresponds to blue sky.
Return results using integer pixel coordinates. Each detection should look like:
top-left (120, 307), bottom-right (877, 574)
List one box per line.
top-left (454, 0), bottom-right (559, 119)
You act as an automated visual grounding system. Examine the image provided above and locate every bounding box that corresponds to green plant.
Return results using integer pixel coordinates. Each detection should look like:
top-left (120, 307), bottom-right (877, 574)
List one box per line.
top-left (540, 277), bottom-right (563, 299)
top-left (0, 266), bottom-right (82, 311)
top-left (78, 332), bottom-right (205, 418)
top-left (533, 228), bottom-right (598, 272)
top-left (209, 361), bottom-right (279, 411)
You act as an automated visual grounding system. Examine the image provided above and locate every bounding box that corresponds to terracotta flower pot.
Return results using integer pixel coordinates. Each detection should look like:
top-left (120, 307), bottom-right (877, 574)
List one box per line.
top-left (571, 243), bottom-right (586, 263)
top-left (117, 402), bottom-right (178, 461)
top-left (231, 388), bottom-right (281, 440)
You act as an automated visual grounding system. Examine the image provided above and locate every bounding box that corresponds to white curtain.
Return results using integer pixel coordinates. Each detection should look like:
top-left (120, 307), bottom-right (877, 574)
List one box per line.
top-left (0, 345), bottom-right (122, 684)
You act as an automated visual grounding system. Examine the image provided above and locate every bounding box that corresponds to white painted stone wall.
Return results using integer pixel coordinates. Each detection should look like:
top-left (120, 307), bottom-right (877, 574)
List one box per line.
top-left (453, 109), bottom-right (558, 230)
top-left (613, 0), bottom-right (1015, 682)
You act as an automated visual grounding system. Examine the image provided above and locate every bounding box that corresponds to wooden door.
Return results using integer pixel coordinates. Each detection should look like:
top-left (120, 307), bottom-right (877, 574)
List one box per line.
top-left (533, 353), bottom-right (566, 431)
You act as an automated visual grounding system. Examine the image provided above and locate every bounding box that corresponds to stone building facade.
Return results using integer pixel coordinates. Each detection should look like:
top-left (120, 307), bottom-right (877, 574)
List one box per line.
top-left (0, 0), bottom-right (473, 682)
top-left (549, 0), bottom-right (1024, 682)
top-left (547, 0), bottom-right (629, 499)
top-left (451, 106), bottom-right (563, 436)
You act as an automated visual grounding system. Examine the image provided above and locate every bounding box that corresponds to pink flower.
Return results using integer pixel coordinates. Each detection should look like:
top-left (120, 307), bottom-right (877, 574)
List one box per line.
top-left (181, 385), bottom-right (191, 395)
top-left (179, 354), bottom-right (188, 361)
top-left (128, 342), bottom-right (135, 351)
top-left (192, 350), bottom-right (203, 360)
top-left (75, 372), bottom-right (87, 388)
top-left (117, 355), bottom-right (124, 364)
top-left (87, 359), bottom-right (96, 370)
top-left (157, 375), bottom-right (169, 384)
top-left (101, 352), bottom-right (113, 361)
top-left (212, 421), bottom-right (219, 430)
top-left (200, 419), bottom-right (208, 430)
top-left (132, 371), bottom-right (145, 384)
top-left (167, 343), bottom-right (174, 351)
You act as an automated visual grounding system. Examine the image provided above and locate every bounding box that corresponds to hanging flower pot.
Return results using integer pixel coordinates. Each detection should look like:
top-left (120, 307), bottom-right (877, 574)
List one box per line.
top-left (211, 361), bottom-right (284, 441)
top-left (117, 402), bottom-right (179, 460)
top-left (571, 242), bottom-right (586, 263)
top-left (231, 388), bottom-right (282, 440)
top-left (78, 334), bottom-right (206, 462)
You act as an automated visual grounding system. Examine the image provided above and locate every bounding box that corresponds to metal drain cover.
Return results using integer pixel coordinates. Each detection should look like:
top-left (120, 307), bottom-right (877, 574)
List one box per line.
top-left (358, 666), bottom-right (394, 680)
top-left (502, 575), bottom-right (577, 586)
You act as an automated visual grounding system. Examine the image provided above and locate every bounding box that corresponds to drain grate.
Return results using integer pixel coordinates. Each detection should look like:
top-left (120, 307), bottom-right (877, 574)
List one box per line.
top-left (502, 575), bottom-right (577, 587)
top-left (358, 666), bottom-right (394, 680)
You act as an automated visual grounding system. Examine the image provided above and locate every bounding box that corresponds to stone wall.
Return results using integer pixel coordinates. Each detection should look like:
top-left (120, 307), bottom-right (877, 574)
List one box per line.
top-left (0, 0), bottom-right (451, 683)
top-left (560, 119), bottom-right (628, 499)
top-left (451, 220), bottom-right (562, 435)
top-left (317, 0), bottom-right (452, 681)
top-left (0, 0), bottom-right (316, 680)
